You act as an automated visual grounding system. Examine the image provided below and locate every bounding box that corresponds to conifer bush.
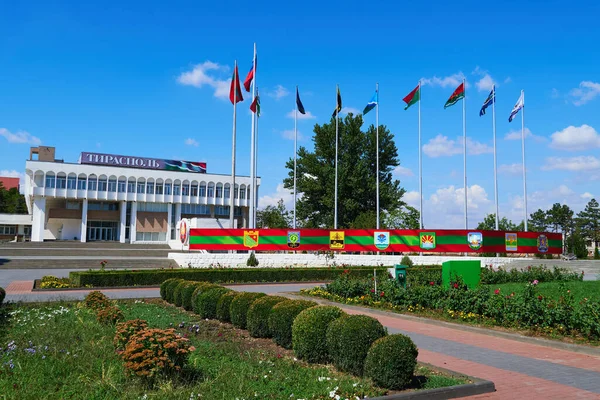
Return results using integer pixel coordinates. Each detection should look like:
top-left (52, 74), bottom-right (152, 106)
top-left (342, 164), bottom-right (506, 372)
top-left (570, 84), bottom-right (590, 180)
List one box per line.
top-left (191, 282), bottom-right (220, 314)
top-left (160, 278), bottom-right (178, 300)
top-left (194, 287), bottom-right (232, 319)
top-left (216, 291), bottom-right (239, 323)
top-left (181, 281), bottom-right (203, 311)
top-left (165, 279), bottom-right (185, 304)
top-left (230, 292), bottom-right (266, 329)
top-left (268, 300), bottom-right (317, 348)
top-left (292, 305), bottom-right (346, 363)
top-left (246, 296), bottom-right (288, 338)
top-left (364, 334), bottom-right (418, 389)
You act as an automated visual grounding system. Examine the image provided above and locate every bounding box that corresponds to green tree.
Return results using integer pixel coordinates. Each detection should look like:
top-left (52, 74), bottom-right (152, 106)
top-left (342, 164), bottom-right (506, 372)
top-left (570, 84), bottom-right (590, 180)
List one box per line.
top-left (528, 209), bottom-right (549, 232)
top-left (566, 229), bottom-right (588, 259)
top-left (476, 214), bottom-right (523, 231)
top-left (575, 199), bottom-right (600, 246)
top-left (283, 113), bottom-right (407, 228)
top-left (256, 199), bottom-right (291, 229)
top-left (547, 203), bottom-right (574, 234)
top-left (0, 182), bottom-right (27, 214)
top-left (383, 206), bottom-right (420, 229)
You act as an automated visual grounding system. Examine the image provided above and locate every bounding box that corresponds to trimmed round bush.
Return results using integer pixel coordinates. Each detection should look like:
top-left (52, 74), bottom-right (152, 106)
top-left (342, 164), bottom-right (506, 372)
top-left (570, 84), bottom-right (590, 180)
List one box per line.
top-left (326, 315), bottom-right (387, 376)
top-left (364, 334), bottom-right (418, 389)
top-left (247, 296), bottom-right (288, 338)
top-left (173, 281), bottom-right (195, 308)
top-left (165, 279), bottom-right (185, 304)
top-left (0, 287), bottom-right (5, 305)
top-left (216, 291), bottom-right (239, 323)
top-left (195, 287), bottom-right (232, 319)
top-left (191, 282), bottom-right (220, 314)
top-left (230, 292), bottom-right (267, 329)
top-left (292, 305), bottom-right (346, 363)
top-left (269, 300), bottom-right (317, 348)
top-left (160, 278), bottom-right (178, 300)
top-left (181, 281), bottom-right (203, 311)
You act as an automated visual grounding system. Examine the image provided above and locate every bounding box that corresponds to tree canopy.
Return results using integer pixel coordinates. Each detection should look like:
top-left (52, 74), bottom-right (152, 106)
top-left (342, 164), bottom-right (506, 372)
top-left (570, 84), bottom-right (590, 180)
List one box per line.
top-left (0, 182), bottom-right (27, 214)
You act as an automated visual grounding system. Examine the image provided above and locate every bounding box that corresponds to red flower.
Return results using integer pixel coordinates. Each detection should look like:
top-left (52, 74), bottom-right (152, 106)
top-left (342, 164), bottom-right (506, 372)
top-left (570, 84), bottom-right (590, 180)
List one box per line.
top-left (538, 295), bottom-right (543, 301)
top-left (370, 289), bottom-right (375, 293)
top-left (527, 265), bottom-right (531, 270)
top-left (494, 289), bottom-right (500, 295)
top-left (453, 283), bottom-right (459, 289)
top-left (429, 281), bottom-right (435, 286)
top-left (277, 354), bottom-right (282, 358)
top-left (380, 292), bottom-right (385, 297)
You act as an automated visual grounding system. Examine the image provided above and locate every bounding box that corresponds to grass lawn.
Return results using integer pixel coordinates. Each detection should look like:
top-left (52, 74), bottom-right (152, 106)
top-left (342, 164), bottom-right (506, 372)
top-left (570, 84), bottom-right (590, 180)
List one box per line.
top-left (487, 280), bottom-right (600, 302)
top-left (0, 300), bottom-right (467, 400)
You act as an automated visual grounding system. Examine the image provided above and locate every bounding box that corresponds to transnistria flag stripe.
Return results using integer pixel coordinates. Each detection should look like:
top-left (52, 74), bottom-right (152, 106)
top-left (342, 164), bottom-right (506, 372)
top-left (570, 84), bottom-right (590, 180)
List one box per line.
top-left (444, 83), bottom-right (465, 109)
top-left (403, 84), bottom-right (420, 110)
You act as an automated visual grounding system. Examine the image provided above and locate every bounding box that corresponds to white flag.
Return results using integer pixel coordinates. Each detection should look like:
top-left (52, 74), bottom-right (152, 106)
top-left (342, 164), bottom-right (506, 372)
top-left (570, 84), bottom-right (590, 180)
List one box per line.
top-left (508, 91), bottom-right (524, 122)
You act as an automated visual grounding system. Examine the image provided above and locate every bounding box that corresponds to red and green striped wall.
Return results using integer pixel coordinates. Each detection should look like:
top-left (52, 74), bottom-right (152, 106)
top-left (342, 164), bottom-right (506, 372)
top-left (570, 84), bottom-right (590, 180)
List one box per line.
top-left (189, 229), bottom-right (562, 254)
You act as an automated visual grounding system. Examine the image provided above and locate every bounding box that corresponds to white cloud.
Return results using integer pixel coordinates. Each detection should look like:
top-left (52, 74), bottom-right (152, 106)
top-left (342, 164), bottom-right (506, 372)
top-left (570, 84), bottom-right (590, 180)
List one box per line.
top-left (551, 88), bottom-right (560, 99)
top-left (0, 128), bottom-right (42, 145)
top-left (258, 184), bottom-right (295, 210)
top-left (404, 191), bottom-right (420, 207)
top-left (177, 61), bottom-right (231, 100)
top-left (507, 185), bottom-right (587, 222)
top-left (393, 166), bottom-right (414, 177)
top-left (504, 127), bottom-right (545, 142)
top-left (570, 81), bottom-right (600, 106)
top-left (498, 163), bottom-right (523, 176)
top-left (421, 72), bottom-right (466, 88)
top-left (185, 138), bottom-right (199, 147)
top-left (581, 192), bottom-right (594, 199)
top-left (542, 156), bottom-right (600, 171)
top-left (423, 134), bottom-right (492, 158)
top-left (267, 85), bottom-right (289, 100)
top-left (286, 109), bottom-right (316, 120)
top-left (472, 66), bottom-right (497, 92)
top-left (549, 125), bottom-right (600, 151)
top-left (281, 130), bottom-right (304, 141)
top-left (340, 107), bottom-right (360, 115)
top-left (504, 77), bottom-right (512, 84)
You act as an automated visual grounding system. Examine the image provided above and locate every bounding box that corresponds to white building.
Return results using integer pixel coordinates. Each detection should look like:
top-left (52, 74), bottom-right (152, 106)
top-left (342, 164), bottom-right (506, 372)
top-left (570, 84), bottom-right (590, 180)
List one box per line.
top-left (24, 146), bottom-right (259, 243)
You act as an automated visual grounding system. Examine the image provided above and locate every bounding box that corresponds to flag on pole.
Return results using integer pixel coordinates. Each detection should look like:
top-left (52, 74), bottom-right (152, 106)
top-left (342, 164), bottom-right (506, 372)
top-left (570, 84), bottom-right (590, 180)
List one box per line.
top-left (250, 90), bottom-right (261, 117)
top-left (403, 84), bottom-right (420, 110)
top-left (229, 64), bottom-right (244, 104)
top-left (363, 90), bottom-right (378, 115)
top-left (444, 83), bottom-right (465, 109)
top-left (243, 55), bottom-right (256, 92)
top-left (332, 86), bottom-right (342, 117)
top-left (296, 88), bottom-right (306, 114)
top-left (479, 86), bottom-right (495, 116)
top-left (508, 91), bottom-right (524, 122)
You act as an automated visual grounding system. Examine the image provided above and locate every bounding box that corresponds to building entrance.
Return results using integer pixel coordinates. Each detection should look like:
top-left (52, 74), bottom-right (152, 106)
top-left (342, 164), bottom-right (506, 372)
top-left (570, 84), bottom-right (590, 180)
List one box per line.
top-left (87, 221), bottom-right (119, 241)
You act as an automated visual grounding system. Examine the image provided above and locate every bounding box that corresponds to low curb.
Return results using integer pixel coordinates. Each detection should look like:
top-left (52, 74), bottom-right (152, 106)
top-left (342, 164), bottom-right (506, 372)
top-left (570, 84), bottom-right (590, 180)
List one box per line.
top-left (371, 379), bottom-right (495, 400)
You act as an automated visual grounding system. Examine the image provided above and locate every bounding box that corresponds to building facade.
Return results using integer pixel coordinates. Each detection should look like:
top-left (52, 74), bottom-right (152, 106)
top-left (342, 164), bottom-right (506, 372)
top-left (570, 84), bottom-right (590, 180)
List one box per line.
top-left (24, 147), bottom-right (259, 243)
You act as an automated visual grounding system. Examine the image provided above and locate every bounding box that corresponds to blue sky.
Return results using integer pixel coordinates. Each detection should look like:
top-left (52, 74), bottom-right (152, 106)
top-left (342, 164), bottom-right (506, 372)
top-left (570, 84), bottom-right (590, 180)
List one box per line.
top-left (1, 0), bottom-right (599, 228)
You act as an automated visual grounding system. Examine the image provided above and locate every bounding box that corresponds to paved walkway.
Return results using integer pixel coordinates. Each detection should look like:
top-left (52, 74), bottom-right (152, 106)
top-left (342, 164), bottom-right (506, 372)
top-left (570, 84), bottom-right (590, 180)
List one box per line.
top-left (4, 282), bottom-right (600, 399)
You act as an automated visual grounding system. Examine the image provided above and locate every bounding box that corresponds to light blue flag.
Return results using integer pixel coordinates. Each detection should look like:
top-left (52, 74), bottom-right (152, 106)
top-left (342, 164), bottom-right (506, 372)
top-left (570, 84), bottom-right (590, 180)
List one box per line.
top-left (363, 90), bottom-right (378, 115)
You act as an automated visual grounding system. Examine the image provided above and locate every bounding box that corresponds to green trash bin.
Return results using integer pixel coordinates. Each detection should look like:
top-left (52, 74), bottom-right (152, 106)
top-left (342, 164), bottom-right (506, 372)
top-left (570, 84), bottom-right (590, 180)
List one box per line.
top-left (395, 264), bottom-right (407, 288)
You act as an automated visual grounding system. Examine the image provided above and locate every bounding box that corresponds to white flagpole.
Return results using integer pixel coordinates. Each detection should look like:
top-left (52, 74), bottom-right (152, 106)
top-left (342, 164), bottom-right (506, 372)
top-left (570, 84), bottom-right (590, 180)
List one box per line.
top-left (334, 84), bottom-right (339, 229)
top-left (254, 107), bottom-right (259, 228)
top-left (418, 81), bottom-right (423, 229)
top-left (249, 43), bottom-right (257, 229)
top-left (230, 60), bottom-right (238, 229)
top-left (521, 90), bottom-right (528, 231)
top-left (492, 86), bottom-right (499, 230)
top-left (376, 82), bottom-right (380, 230)
top-left (463, 78), bottom-right (468, 230)
top-left (293, 86), bottom-right (298, 229)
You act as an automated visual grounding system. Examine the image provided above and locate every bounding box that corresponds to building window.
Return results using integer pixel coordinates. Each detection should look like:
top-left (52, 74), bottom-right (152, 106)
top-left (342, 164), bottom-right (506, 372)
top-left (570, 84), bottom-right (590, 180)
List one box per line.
top-left (165, 183), bottom-right (172, 195)
top-left (137, 202), bottom-right (168, 212)
top-left (23, 226), bottom-right (31, 236)
top-left (45, 175), bottom-right (56, 188)
top-left (118, 180), bottom-right (126, 193)
top-left (207, 185), bottom-right (214, 198)
top-left (224, 186), bottom-right (230, 199)
top-left (127, 181), bottom-right (135, 193)
top-left (173, 184), bottom-right (181, 195)
top-left (67, 176), bottom-right (77, 189)
top-left (108, 180), bottom-right (117, 192)
top-left (56, 176), bottom-right (66, 189)
top-left (146, 182), bottom-right (154, 194)
top-left (247, 187), bottom-right (251, 200)
top-left (240, 188), bottom-right (246, 199)
top-left (182, 184), bottom-right (190, 196)
top-left (199, 185), bottom-right (206, 197)
top-left (191, 184), bottom-right (198, 197)
top-left (88, 179), bottom-right (97, 191)
top-left (234, 206), bottom-right (243, 217)
top-left (156, 183), bottom-right (164, 195)
top-left (234, 187), bottom-right (239, 199)
top-left (215, 206), bottom-right (230, 216)
top-left (77, 179), bottom-right (86, 190)
top-left (137, 182), bottom-right (145, 194)
top-left (88, 202), bottom-right (118, 211)
top-left (136, 231), bottom-right (167, 242)
top-left (0, 225), bottom-right (17, 235)
top-left (181, 204), bottom-right (210, 215)
top-left (66, 201), bottom-right (80, 210)
top-left (216, 185), bottom-right (222, 198)
top-left (98, 178), bottom-right (108, 191)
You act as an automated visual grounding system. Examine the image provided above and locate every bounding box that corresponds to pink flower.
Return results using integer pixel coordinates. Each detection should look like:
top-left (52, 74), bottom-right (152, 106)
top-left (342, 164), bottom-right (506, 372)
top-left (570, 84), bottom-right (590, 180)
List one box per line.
top-left (494, 289), bottom-right (500, 295)
top-left (370, 289), bottom-right (375, 293)
top-left (532, 280), bottom-right (539, 285)
top-left (429, 281), bottom-right (435, 286)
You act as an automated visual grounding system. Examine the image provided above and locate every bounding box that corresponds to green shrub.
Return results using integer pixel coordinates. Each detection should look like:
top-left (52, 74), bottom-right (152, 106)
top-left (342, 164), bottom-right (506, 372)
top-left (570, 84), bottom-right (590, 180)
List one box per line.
top-left (84, 291), bottom-right (110, 310)
top-left (400, 255), bottom-right (414, 268)
top-left (292, 305), bottom-right (346, 363)
top-left (191, 282), bottom-right (220, 314)
top-left (160, 278), bottom-right (178, 300)
top-left (480, 265), bottom-right (582, 284)
top-left (216, 291), bottom-right (239, 323)
top-left (173, 281), bottom-right (195, 307)
top-left (230, 292), bottom-right (267, 329)
top-left (165, 279), bottom-right (185, 304)
top-left (181, 281), bottom-right (202, 311)
top-left (70, 267), bottom-right (389, 287)
top-left (114, 319), bottom-right (149, 351)
top-left (269, 300), bottom-right (318, 349)
top-left (247, 252), bottom-right (259, 267)
top-left (194, 287), bottom-right (232, 319)
top-left (364, 334), bottom-right (418, 389)
top-left (326, 315), bottom-right (387, 376)
top-left (594, 247), bottom-right (600, 260)
top-left (0, 287), bottom-right (5, 305)
top-left (246, 296), bottom-right (288, 338)
top-left (96, 305), bottom-right (124, 325)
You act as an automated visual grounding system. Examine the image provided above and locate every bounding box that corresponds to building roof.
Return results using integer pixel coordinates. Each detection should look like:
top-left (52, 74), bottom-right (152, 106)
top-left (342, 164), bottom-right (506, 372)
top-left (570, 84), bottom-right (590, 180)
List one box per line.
top-left (0, 213), bottom-right (32, 225)
top-left (0, 177), bottom-right (19, 190)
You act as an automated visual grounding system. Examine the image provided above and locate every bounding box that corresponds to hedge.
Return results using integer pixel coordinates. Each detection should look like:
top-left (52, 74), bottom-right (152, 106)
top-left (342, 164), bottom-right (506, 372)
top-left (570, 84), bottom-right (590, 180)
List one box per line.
top-left (230, 292), bottom-right (267, 329)
top-left (268, 300), bottom-right (318, 349)
top-left (181, 282), bottom-right (203, 311)
top-left (165, 279), bottom-right (185, 304)
top-left (69, 267), bottom-right (390, 287)
top-left (190, 283), bottom-right (220, 314)
top-left (0, 287), bottom-right (5, 305)
top-left (194, 287), bottom-right (232, 319)
top-left (160, 278), bottom-right (178, 300)
top-left (173, 281), bottom-right (195, 307)
top-left (216, 291), bottom-right (239, 323)
top-left (246, 296), bottom-right (288, 338)
top-left (364, 334), bottom-right (418, 389)
top-left (292, 305), bottom-right (346, 364)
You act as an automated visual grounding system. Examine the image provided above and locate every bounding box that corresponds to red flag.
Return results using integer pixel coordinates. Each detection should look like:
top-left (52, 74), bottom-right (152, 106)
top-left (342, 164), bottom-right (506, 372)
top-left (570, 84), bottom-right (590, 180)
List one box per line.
top-left (243, 56), bottom-right (256, 92)
top-left (229, 64), bottom-right (244, 104)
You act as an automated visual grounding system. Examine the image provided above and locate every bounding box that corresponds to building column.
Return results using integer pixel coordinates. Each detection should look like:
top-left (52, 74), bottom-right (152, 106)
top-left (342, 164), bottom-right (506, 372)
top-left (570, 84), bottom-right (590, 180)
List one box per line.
top-left (119, 201), bottom-right (127, 243)
top-left (174, 203), bottom-right (182, 224)
top-left (130, 202), bottom-right (137, 244)
top-left (167, 203), bottom-right (173, 242)
top-left (31, 197), bottom-right (46, 242)
top-left (80, 199), bottom-right (88, 243)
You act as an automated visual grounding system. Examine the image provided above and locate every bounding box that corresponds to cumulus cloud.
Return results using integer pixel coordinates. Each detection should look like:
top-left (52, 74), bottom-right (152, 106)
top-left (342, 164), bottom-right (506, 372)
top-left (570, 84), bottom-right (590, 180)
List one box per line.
top-left (504, 127), bottom-right (546, 142)
top-left (393, 166), bottom-right (414, 177)
top-left (340, 107), bottom-right (360, 115)
top-left (267, 85), bottom-right (289, 100)
top-left (472, 66), bottom-right (497, 92)
top-left (258, 184), bottom-right (296, 210)
top-left (0, 128), bottom-right (42, 145)
top-left (281, 130), bottom-right (305, 141)
top-left (542, 156), bottom-right (600, 171)
top-left (570, 81), bottom-right (600, 106)
top-left (423, 134), bottom-right (492, 157)
top-left (185, 138), bottom-right (199, 147)
top-left (421, 72), bottom-right (466, 88)
top-left (581, 192), bottom-right (594, 199)
top-left (286, 110), bottom-right (316, 120)
top-left (549, 125), bottom-right (600, 151)
top-left (498, 163), bottom-right (523, 176)
top-left (177, 61), bottom-right (231, 100)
